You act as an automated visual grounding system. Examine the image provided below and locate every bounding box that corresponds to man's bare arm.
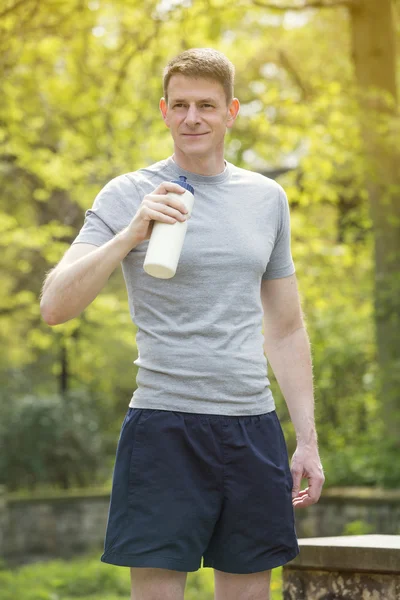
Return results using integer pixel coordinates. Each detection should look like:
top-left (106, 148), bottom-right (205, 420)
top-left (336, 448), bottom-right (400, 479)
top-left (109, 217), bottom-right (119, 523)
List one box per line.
top-left (40, 180), bottom-right (189, 326)
top-left (40, 232), bottom-right (134, 326)
top-left (261, 274), bottom-right (315, 444)
top-left (261, 274), bottom-right (325, 508)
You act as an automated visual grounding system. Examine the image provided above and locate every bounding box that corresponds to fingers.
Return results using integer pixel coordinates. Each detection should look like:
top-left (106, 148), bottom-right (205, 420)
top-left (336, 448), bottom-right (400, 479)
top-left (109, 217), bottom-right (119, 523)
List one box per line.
top-left (145, 207), bottom-right (186, 225)
top-left (293, 491), bottom-right (315, 509)
top-left (292, 487), bottom-right (322, 508)
top-left (145, 199), bottom-right (189, 223)
top-left (292, 470), bottom-right (325, 510)
top-left (154, 181), bottom-right (186, 195)
top-left (152, 181), bottom-right (187, 210)
top-left (128, 182), bottom-right (190, 243)
top-left (145, 185), bottom-right (188, 215)
top-left (141, 182), bottom-right (189, 225)
top-left (290, 447), bottom-right (325, 509)
top-left (295, 489), bottom-right (309, 497)
top-left (146, 193), bottom-right (189, 215)
top-left (291, 466), bottom-right (302, 500)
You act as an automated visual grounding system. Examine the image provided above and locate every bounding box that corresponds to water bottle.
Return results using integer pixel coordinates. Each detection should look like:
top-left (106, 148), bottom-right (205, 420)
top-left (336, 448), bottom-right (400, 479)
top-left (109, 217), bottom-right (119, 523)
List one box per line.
top-left (143, 176), bottom-right (195, 279)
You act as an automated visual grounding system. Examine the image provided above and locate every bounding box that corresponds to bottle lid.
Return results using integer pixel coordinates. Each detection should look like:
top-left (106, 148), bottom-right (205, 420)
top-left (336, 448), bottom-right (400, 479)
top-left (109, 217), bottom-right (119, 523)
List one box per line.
top-left (171, 175), bottom-right (194, 195)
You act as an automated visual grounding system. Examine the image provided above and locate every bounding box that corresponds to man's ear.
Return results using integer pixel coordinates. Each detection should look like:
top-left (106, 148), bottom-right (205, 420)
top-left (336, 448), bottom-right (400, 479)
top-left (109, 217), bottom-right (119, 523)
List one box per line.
top-left (159, 98), bottom-right (169, 126)
top-left (227, 98), bottom-right (240, 127)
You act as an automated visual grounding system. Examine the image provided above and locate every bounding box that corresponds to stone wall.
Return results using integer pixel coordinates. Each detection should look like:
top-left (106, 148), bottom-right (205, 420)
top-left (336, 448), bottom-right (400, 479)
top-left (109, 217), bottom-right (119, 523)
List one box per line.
top-left (0, 486), bottom-right (399, 565)
top-left (295, 487), bottom-right (400, 538)
top-left (283, 535), bottom-right (400, 600)
top-left (0, 487), bottom-right (109, 566)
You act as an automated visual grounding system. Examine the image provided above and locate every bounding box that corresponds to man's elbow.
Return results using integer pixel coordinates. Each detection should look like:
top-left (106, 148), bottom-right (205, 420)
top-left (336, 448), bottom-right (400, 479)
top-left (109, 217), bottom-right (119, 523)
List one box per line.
top-left (40, 300), bottom-right (59, 326)
top-left (40, 299), bottom-right (80, 326)
top-left (40, 293), bottom-right (65, 326)
top-left (263, 324), bottom-right (306, 354)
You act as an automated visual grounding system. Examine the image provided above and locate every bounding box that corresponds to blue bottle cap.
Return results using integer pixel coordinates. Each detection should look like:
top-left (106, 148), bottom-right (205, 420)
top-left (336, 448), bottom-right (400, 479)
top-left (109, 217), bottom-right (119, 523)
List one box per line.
top-left (171, 175), bottom-right (194, 195)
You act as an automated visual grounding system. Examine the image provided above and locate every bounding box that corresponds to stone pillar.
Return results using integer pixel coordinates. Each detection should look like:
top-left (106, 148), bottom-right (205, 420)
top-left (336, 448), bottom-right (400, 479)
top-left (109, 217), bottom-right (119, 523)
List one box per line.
top-left (283, 534), bottom-right (400, 600)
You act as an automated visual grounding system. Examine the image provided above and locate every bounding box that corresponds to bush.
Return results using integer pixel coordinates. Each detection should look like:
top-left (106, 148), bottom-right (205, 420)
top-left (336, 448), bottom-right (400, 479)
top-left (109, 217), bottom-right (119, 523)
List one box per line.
top-left (0, 390), bottom-right (105, 490)
top-left (342, 519), bottom-right (375, 536)
top-left (0, 552), bottom-right (283, 599)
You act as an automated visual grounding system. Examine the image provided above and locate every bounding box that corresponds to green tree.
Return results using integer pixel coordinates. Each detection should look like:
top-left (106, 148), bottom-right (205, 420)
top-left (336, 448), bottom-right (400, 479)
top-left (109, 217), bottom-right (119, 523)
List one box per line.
top-left (0, 389), bottom-right (105, 490)
top-left (246, 0), bottom-right (400, 473)
top-left (1, 0), bottom-right (398, 488)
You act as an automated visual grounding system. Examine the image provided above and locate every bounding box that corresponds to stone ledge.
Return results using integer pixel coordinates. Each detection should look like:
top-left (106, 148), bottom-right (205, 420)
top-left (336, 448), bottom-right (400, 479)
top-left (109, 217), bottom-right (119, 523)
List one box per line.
top-left (283, 569), bottom-right (400, 600)
top-left (6, 486), bottom-right (111, 504)
top-left (321, 487), bottom-right (400, 503)
top-left (286, 535), bottom-right (400, 574)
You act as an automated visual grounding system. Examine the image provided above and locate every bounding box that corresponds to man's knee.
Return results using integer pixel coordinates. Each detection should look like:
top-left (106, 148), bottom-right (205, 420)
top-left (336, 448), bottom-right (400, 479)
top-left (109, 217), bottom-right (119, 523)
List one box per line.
top-left (213, 568), bottom-right (271, 600)
top-left (130, 567), bottom-right (187, 600)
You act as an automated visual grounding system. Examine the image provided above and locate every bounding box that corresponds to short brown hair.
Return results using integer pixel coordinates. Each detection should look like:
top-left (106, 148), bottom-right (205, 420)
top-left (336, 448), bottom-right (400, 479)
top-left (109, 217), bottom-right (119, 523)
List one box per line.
top-left (163, 48), bottom-right (235, 106)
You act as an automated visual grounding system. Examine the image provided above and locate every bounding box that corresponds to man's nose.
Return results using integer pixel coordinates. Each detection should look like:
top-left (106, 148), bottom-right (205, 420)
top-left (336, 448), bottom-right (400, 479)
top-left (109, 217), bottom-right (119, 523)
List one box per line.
top-left (185, 104), bottom-right (201, 126)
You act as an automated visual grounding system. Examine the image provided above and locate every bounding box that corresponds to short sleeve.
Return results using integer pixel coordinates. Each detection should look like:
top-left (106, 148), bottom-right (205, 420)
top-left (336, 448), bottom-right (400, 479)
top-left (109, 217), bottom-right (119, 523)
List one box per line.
top-left (72, 175), bottom-right (140, 247)
top-left (262, 184), bottom-right (296, 280)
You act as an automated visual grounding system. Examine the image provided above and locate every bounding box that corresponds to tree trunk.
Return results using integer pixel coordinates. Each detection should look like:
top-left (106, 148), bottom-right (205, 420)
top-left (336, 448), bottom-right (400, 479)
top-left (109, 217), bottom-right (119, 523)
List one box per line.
top-left (349, 0), bottom-right (400, 446)
top-left (60, 336), bottom-right (69, 397)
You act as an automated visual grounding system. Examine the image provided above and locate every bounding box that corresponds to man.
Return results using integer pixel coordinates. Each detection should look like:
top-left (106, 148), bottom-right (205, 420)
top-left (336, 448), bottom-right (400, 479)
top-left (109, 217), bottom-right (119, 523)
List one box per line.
top-left (40, 48), bottom-right (324, 600)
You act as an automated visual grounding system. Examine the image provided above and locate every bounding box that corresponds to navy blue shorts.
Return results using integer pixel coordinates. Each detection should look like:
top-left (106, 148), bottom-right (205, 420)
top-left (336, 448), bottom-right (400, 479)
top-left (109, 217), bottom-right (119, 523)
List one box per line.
top-left (101, 408), bottom-right (299, 574)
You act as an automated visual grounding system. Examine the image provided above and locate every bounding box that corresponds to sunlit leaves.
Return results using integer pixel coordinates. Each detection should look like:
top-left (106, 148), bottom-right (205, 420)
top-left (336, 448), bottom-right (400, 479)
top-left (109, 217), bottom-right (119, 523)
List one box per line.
top-left (1, 0), bottom-right (397, 487)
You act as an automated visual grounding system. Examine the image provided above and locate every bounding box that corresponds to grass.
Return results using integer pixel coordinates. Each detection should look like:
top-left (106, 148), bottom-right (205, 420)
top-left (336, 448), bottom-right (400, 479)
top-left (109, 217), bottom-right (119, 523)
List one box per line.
top-left (0, 551), bottom-right (283, 599)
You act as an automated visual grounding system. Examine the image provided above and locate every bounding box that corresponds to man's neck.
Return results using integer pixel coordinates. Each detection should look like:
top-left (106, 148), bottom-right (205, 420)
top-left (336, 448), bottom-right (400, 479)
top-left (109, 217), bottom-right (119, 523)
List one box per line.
top-left (172, 153), bottom-right (226, 176)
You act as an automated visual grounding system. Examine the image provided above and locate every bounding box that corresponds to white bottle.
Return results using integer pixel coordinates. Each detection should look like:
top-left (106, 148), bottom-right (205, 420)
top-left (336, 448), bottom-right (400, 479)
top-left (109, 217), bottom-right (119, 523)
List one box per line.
top-left (143, 176), bottom-right (195, 279)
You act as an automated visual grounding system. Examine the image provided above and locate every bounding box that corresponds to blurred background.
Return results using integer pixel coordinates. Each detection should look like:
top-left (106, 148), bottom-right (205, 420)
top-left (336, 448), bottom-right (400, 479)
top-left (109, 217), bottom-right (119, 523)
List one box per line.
top-left (0, 0), bottom-right (399, 597)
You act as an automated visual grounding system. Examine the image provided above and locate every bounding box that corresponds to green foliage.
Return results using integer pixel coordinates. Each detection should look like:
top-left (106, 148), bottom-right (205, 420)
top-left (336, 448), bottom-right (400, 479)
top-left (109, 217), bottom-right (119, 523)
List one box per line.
top-left (342, 520), bottom-right (375, 536)
top-left (0, 553), bottom-right (128, 600)
top-left (0, 552), bottom-right (283, 600)
top-left (0, 390), bottom-right (106, 490)
top-left (0, 0), bottom-right (399, 489)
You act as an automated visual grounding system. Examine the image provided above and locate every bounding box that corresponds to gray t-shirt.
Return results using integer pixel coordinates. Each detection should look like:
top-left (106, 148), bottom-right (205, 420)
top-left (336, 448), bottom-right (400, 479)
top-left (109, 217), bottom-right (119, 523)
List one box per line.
top-left (72, 156), bottom-right (295, 415)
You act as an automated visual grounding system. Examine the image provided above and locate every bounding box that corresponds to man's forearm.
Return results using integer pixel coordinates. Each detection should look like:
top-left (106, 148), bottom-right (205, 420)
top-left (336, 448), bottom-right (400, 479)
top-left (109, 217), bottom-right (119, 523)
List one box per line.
top-left (40, 229), bottom-right (135, 326)
top-left (264, 325), bottom-right (317, 445)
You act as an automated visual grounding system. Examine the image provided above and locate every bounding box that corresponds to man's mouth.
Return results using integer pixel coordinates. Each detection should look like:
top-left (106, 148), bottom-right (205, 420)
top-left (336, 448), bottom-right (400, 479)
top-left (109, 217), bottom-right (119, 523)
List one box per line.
top-left (182, 132), bottom-right (210, 137)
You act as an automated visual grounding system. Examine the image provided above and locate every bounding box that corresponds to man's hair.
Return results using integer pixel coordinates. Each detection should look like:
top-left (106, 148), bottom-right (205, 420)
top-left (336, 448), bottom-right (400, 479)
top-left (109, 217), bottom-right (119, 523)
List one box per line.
top-left (163, 48), bottom-right (235, 106)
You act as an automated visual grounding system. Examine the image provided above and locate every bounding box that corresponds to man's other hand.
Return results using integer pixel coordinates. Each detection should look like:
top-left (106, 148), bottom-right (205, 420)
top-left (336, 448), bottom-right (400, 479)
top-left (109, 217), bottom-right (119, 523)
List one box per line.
top-left (290, 445), bottom-right (325, 508)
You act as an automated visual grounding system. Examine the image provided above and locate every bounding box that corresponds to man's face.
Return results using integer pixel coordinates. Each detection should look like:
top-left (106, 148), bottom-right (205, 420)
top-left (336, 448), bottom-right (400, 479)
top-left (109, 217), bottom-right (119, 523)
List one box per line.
top-left (160, 75), bottom-right (239, 157)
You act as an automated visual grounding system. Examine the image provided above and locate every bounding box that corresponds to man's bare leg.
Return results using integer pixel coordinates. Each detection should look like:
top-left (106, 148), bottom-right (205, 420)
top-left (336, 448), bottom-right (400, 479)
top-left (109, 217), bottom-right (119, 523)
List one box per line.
top-left (130, 567), bottom-right (188, 600)
top-left (213, 568), bottom-right (271, 600)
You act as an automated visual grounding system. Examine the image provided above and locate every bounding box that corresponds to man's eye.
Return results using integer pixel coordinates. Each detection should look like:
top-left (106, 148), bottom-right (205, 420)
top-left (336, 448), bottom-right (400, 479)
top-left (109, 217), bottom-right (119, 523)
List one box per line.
top-left (174, 103), bottom-right (184, 108)
top-left (202, 104), bottom-right (213, 108)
